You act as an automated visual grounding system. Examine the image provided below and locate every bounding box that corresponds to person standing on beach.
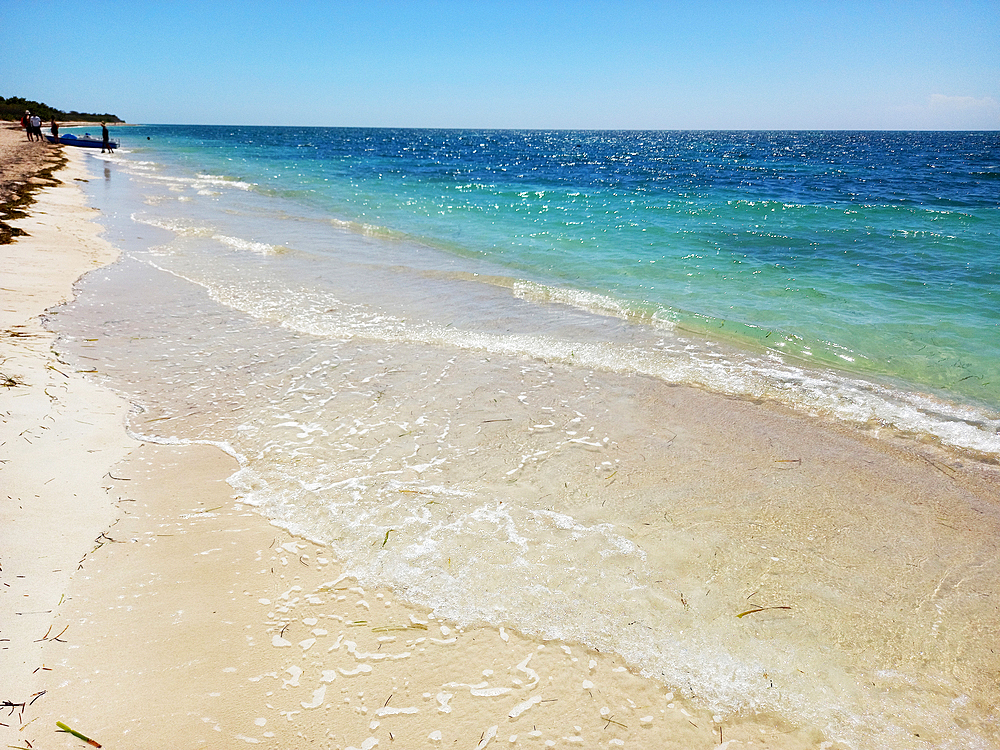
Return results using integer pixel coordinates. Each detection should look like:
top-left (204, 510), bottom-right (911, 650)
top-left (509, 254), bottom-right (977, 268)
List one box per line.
top-left (29, 113), bottom-right (42, 143)
top-left (50, 118), bottom-right (59, 143)
top-left (21, 110), bottom-right (33, 141)
top-left (101, 122), bottom-right (112, 153)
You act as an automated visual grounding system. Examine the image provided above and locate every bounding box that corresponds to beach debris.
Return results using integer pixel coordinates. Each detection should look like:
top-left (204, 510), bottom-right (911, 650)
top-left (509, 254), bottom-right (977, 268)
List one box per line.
top-left (91, 531), bottom-right (121, 551)
top-left (2, 698), bottom-right (27, 720)
top-left (55, 721), bottom-right (101, 748)
top-left (475, 725), bottom-right (498, 750)
top-left (773, 458), bottom-right (801, 469)
top-left (1, 372), bottom-right (24, 388)
top-left (1, 327), bottom-right (43, 339)
top-left (602, 714), bottom-right (627, 730)
top-left (371, 622), bottom-right (428, 633)
top-left (736, 605), bottom-right (792, 619)
top-left (923, 456), bottom-right (958, 478)
top-left (738, 591), bottom-right (792, 618)
top-left (34, 624), bottom-right (69, 642)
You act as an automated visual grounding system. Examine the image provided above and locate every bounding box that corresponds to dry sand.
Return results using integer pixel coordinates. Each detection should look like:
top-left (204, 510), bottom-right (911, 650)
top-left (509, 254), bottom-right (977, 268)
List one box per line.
top-left (0, 126), bottom-right (828, 749)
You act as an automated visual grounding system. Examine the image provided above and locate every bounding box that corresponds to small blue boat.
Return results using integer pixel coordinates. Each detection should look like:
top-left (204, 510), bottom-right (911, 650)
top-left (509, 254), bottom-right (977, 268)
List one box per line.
top-left (45, 133), bottom-right (119, 150)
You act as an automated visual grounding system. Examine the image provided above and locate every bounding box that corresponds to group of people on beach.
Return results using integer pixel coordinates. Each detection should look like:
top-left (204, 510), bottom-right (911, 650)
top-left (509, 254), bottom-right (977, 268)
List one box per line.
top-left (20, 110), bottom-right (115, 153)
top-left (19, 110), bottom-right (53, 142)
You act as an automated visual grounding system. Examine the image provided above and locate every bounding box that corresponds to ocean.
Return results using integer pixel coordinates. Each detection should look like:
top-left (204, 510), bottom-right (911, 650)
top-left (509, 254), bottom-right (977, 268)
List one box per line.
top-left (50, 126), bottom-right (1000, 748)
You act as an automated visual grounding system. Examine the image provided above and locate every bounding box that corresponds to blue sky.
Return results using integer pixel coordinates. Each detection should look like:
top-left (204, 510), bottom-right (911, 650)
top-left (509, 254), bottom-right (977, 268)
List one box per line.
top-left (3, 0), bottom-right (998, 129)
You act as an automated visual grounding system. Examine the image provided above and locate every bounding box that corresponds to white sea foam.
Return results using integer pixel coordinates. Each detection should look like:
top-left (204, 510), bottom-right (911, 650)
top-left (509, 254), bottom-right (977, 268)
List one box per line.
top-left (131, 213), bottom-right (215, 237)
top-left (212, 234), bottom-right (285, 255)
top-left (190, 273), bottom-right (1000, 459)
top-left (130, 214), bottom-right (285, 255)
top-left (125, 169), bottom-right (257, 193)
top-left (512, 280), bottom-right (676, 331)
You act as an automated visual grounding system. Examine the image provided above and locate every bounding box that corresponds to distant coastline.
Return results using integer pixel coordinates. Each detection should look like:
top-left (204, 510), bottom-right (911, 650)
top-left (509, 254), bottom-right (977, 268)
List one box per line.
top-left (0, 95), bottom-right (123, 124)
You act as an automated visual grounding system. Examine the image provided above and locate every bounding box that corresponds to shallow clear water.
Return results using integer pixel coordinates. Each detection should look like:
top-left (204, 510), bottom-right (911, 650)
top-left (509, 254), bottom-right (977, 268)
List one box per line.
top-left (50, 128), bottom-right (1000, 749)
top-left (117, 126), bottom-right (1000, 410)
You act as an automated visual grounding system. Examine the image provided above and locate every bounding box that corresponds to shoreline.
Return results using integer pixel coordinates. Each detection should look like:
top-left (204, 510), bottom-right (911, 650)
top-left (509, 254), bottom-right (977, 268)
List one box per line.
top-left (0, 139), bottom-right (133, 732)
top-left (0, 123), bottom-right (66, 244)
top-left (3, 127), bottom-right (1000, 749)
top-left (0, 131), bottom-right (818, 750)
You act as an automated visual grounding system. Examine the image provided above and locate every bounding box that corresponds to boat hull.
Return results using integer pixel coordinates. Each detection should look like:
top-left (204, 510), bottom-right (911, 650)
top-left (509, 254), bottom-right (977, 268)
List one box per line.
top-left (45, 134), bottom-right (119, 149)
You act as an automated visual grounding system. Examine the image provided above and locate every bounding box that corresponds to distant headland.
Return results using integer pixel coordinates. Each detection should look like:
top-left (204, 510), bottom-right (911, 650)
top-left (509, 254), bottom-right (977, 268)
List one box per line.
top-left (1, 95), bottom-right (123, 124)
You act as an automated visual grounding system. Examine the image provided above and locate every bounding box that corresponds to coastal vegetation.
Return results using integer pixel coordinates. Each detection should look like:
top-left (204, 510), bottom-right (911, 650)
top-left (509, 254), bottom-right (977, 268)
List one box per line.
top-left (0, 95), bottom-right (123, 123)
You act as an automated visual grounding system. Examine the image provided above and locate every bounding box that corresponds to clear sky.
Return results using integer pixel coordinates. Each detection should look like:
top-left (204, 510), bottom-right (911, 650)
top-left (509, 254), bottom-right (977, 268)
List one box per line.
top-left (3, 0), bottom-right (998, 129)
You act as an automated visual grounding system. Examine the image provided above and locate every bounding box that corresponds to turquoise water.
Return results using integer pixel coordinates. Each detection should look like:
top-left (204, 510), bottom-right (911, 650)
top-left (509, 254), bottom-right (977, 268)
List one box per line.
top-left (52, 127), bottom-right (1000, 749)
top-left (120, 126), bottom-right (1000, 412)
